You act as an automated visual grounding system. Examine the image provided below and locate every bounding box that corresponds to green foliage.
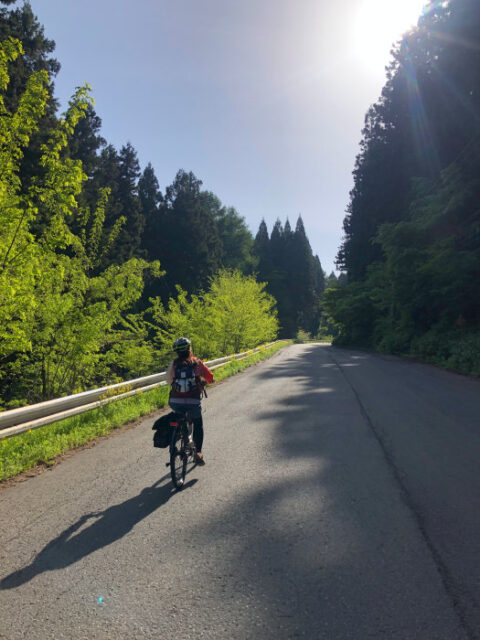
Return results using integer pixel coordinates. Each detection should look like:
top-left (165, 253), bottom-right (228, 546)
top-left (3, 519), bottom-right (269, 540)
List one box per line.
top-left (0, 2), bottom-right (60, 194)
top-left (338, 0), bottom-right (480, 279)
top-left (156, 170), bottom-right (223, 297)
top-left (67, 104), bottom-right (106, 177)
top-left (0, 3), bottom-right (59, 114)
top-left (253, 216), bottom-right (325, 338)
top-left (0, 36), bottom-right (284, 408)
top-left (204, 270), bottom-right (278, 354)
top-left (0, 37), bottom-right (51, 358)
top-left (323, 282), bottom-right (377, 347)
top-left (150, 287), bottom-right (209, 361)
top-left (205, 193), bottom-right (257, 274)
top-left (22, 257), bottom-right (157, 400)
top-left (326, 162), bottom-right (480, 373)
top-left (444, 333), bottom-right (480, 377)
top-left (294, 329), bottom-right (312, 343)
top-left (0, 39), bottom-right (161, 405)
top-left (150, 270), bottom-right (278, 361)
top-left (105, 312), bottom-right (157, 379)
top-left (328, 0), bottom-right (480, 376)
top-left (139, 161), bottom-right (163, 264)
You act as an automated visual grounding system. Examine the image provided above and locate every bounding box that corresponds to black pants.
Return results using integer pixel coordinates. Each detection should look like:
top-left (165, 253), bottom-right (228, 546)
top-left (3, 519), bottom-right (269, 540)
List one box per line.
top-left (169, 401), bottom-right (204, 452)
top-left (193, 416), bottom-right (204, 452)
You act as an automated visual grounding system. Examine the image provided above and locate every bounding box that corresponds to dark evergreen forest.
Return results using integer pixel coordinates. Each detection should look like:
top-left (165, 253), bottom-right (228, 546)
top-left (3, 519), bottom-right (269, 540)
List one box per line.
top-left (325, 0), bottom-right (480, 375)
top-left (0, 1), bottom-right (325, 408)
top-left (254, 217), bottom-right (325, 338)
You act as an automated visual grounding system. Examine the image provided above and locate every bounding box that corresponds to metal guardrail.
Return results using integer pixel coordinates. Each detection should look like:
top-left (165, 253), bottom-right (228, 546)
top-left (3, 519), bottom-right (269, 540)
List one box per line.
top-left (0, 340), bottom-right (288, 440)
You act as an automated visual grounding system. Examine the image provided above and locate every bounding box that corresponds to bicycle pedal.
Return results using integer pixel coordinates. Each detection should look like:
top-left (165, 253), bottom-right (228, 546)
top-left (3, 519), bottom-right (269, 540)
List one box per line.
top-left (165, 462), bottom-right (170, 467)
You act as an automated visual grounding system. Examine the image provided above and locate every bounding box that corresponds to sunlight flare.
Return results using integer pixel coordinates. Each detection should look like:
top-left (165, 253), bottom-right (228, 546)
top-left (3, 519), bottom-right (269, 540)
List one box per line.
top-left (353, 0), bottom-right (428, 71)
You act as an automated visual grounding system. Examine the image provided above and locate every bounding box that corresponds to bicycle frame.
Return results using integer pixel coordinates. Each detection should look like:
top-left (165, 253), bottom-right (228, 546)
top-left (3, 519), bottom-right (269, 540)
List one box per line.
top-left (167, 412), bottom-right (196, 489)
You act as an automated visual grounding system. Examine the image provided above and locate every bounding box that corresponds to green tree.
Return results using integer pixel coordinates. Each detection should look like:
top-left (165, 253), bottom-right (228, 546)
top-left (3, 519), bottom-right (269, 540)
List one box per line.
top-left (290, 216), bottom-right (317, 333)
top-left (139, 162), bottom-right (163, 261)
top-left (0, 38), bottom-right (160, 404)
top-left (253, 216), bottom-right (323, 338)
top-left (159, 170), bottom-right (222, 297)
top-left (203, 192), bottom-right (256, 274)
top-left (150, 270), bottom-right (278, 362)
top-left (90, 143), bottom-right (145, 267)
top-left (0, 1), bottom-right (60, 197)
top-left (0, 36), bottom-right (52, 360)
top-left (67, 104), bottom-right (105, 173)
top-left (253, 219), bottom-right (271, 282)
top-left (204, 270), bottom-right (278, 354)
top-left (329, 0), bottom-right (480, 374)
top-left (338, 0), bottom-right (480, 282)
top-left (92, 144), bottom-right (122, 228)
top-left (149, 287), bottom-right (210, 363)
top-left (116, 142), bottom-right (144, 261)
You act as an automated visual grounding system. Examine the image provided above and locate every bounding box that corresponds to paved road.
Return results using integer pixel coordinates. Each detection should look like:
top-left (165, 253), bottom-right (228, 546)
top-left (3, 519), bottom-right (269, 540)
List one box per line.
top-left (1, 344), bottom-right (480, 639)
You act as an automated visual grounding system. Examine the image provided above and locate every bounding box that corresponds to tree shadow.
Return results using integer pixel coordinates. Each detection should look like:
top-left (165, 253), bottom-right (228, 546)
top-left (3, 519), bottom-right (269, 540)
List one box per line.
top-left (187, 344), bottom-right (462, 638)
top-left (0, 475), bottom-right (198, 590)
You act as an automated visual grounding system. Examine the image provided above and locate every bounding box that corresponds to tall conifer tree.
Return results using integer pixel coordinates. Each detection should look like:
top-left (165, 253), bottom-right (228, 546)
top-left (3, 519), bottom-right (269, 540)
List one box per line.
top-left (291, 216), bottom-right (316, 332)
top-left (254, 219), bottom-right (270, 282)
top-left (139, 162), bottom-right (163, 261)
top-left (159, 170), bottom-right (222, 297)
top-left (116, 142), bottom-right (144, 261)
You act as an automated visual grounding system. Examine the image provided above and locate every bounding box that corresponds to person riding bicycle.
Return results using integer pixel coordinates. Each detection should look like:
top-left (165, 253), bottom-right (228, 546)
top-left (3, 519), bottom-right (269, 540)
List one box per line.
top-left (166, 337), bottom-right (214, 465)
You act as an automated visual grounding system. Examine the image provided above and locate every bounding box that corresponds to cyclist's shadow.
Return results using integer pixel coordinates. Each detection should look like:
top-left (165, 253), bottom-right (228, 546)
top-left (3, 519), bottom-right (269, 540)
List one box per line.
top-left (0, 475), bottom-right (197, 590)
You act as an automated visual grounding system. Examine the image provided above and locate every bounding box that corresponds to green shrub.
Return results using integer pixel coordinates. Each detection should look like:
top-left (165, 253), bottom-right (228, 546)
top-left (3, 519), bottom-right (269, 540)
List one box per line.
top-left (295, 329), bottom-right (312, 343)
top-left (445, 332), bottom-right (480, 376)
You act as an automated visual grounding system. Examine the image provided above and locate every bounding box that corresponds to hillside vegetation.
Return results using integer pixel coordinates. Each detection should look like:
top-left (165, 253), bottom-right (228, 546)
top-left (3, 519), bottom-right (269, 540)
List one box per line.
top-left (325, 0), bottom-right (480, 375)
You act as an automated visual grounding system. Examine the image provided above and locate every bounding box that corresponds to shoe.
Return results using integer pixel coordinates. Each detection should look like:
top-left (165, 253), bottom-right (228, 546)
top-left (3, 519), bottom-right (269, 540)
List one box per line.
top-left (195, 452), bottom-right (206, 466)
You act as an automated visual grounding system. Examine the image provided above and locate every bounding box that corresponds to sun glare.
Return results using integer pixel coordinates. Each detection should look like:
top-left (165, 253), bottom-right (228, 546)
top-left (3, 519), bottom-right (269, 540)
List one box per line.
top-left (353, 0), bottom-right (428, 71)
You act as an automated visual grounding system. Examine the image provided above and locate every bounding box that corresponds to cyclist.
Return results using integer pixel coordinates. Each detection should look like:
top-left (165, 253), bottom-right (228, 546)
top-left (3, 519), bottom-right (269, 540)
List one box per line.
top-left (166, 337), bottom-right (214, 465)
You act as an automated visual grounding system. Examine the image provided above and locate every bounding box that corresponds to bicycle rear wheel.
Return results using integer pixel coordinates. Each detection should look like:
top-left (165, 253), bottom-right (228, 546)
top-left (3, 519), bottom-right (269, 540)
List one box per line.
top-left (170, 426), bottom-right (187, 489)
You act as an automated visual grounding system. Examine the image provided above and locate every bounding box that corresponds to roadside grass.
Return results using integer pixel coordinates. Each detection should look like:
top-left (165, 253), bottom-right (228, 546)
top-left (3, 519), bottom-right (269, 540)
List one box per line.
top-left (0, 341), bottom-right (291, 482)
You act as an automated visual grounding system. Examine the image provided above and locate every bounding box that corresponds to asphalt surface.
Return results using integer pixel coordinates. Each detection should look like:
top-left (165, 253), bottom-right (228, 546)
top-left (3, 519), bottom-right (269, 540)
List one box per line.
top-left (1, 344), bottom-right (480, 639)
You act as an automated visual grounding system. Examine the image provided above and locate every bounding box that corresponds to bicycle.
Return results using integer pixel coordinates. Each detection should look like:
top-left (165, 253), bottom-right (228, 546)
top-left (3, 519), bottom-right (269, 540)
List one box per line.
top-left (166, 411), bottom-right (197, 490)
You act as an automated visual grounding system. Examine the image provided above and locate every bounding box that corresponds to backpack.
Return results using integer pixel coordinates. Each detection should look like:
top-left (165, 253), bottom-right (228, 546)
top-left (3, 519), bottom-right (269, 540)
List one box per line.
top-left (152, 412), bottom-right (176, 448)
top-left (172, 359), bottom-right (200, 397)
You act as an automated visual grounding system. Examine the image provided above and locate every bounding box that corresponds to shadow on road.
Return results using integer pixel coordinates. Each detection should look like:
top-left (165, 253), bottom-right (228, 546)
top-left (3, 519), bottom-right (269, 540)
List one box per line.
top-left (2, 345), bottom-right (471, 638)
top-left (184, 345), bottom-right (463, 638)
top-left (0, 475), bottom-right (198, 590)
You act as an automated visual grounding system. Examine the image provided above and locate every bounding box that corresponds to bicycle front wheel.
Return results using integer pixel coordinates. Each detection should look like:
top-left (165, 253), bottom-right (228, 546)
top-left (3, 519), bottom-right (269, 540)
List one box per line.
top-left (170, 427), bottom-right (187, 489)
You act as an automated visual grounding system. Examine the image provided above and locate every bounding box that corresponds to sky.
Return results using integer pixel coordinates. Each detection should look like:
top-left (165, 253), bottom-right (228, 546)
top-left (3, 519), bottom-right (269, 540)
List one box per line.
top-left (31, 0), bottom-right (427, 274)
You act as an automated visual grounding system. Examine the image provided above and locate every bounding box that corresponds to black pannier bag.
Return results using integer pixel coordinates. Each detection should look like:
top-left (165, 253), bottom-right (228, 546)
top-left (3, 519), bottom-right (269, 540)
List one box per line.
top-left (152, 412), bottom-right (177, 448)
